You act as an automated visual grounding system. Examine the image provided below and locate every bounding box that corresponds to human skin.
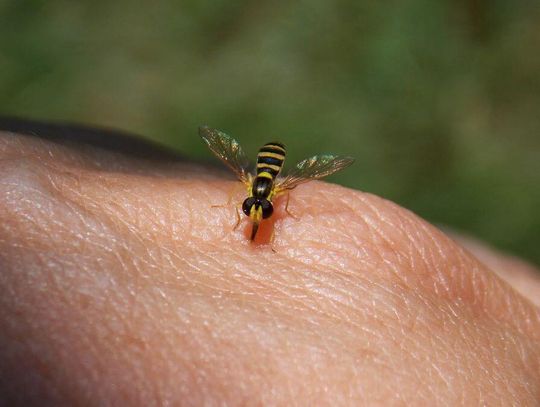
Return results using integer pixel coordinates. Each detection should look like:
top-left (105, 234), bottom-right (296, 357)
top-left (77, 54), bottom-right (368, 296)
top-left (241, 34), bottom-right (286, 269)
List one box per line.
top-left (0, 124), bottom-right (539, 406)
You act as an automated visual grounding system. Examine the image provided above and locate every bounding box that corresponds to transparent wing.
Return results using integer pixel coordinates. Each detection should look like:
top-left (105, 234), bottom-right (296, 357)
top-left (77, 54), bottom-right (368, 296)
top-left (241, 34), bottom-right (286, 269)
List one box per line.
top-left (199, 126), bottom-right (251, 183)
top-left (276, 155), bottom-right (354, 191)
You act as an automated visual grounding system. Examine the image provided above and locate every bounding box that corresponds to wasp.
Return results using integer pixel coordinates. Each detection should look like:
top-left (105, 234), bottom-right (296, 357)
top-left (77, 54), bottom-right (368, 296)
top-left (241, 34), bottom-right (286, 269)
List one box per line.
top-left (199, 126), bottom-right (354, 240)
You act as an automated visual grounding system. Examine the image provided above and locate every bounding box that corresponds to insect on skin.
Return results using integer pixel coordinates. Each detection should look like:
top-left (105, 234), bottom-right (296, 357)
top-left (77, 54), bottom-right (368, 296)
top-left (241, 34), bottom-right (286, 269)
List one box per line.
top-left (199, 126), bottom-right (355, 241)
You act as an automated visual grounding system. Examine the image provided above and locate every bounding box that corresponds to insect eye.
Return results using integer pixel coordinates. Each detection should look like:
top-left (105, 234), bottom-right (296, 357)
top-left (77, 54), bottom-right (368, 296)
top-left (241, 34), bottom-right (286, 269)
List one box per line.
top-left (261, 200), bottom-right (273, 219)
top-left (242, 197), bottom-right (256, 216)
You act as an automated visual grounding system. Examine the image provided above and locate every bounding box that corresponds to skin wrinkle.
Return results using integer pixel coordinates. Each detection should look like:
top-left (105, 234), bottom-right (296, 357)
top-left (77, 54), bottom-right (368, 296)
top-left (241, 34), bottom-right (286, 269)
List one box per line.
top-left (406, 218), bottom-right (537, 340)
top-left (13, 157), bottom-right (286, 404)
top-left (0, 183), bottom-right (100, 304)
top-left (4, 264), bottom-right (97, 404)
top-left (7, 188), bottom-right (154, 376)
top-left (15, 190), bottom-right (376, 368)
top-left (360, 195), bottom-right (470, 301)
top-left (422, 300), bottom-right (524, 402)
top-left (63, 185), bottom-right (172, 288)
top-left (1, 133), bottom-right (540, 404)
top-left (298, 278), bottom-right (374, 328)
top-left (292, 218), bottom-right (386, 272)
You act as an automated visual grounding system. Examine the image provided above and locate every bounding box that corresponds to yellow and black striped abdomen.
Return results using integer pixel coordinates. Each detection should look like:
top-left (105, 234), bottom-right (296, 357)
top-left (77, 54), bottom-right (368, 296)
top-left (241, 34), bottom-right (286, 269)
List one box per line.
top-left (256, 142), bottom-right (286, 179)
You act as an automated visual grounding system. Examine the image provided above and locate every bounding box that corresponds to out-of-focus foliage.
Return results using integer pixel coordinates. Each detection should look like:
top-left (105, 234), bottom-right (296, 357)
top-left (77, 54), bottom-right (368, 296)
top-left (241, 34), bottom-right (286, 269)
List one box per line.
top-left (0, 1), bottom-right (539, 264)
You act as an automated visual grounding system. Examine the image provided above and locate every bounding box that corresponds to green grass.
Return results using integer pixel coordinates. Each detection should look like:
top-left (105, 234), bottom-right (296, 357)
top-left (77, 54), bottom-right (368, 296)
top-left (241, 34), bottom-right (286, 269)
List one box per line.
top-left (1, 1), bottom-right (539, 265)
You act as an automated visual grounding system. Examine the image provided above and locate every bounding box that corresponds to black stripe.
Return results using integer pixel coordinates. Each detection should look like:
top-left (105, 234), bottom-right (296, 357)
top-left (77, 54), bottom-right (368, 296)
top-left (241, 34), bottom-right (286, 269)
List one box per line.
top-left (257, 166), bottom-right (279, 176)
top-left (265, 142), bottom-right (285, 149)
top-left (259, 147), bottom-right (285, 155)
top-left (257, 155), bottom-right (283, 166)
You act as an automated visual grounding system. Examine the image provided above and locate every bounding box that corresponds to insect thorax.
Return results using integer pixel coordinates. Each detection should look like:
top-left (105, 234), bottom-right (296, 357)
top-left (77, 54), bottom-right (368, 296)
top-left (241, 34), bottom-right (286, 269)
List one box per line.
top-left (252, 175), bottom-right (274, 199)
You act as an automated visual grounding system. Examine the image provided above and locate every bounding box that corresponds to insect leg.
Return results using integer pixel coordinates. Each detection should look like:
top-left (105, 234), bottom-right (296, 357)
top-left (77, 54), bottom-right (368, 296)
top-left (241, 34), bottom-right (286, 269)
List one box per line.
top-left (233, 204), bottom-right (242, 231)
top-left (284, 192), bottom-right (298, 220)
top-left (269, 225), bottom-right (278, 253)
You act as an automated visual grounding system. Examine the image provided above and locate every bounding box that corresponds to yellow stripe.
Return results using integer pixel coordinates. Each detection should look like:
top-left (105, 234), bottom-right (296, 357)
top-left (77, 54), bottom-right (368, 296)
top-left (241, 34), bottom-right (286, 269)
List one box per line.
top-left (265, 144), bottom-right (285, 152)
top-left (257, 171), bottom-right (274, 179)
top-left (258, 152), bottom-right (285, 160)
top-left (257, 163), bottom-right (281, 172)
top-left (265, 142), bottom-right (285, 149)
top-left (250, 205), bottom-right (262, 220)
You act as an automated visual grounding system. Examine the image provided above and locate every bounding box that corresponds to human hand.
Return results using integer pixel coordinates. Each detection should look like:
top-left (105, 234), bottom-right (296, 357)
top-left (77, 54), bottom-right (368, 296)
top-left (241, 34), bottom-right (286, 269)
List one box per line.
top-left (1, 122), bottom-right (539, 405)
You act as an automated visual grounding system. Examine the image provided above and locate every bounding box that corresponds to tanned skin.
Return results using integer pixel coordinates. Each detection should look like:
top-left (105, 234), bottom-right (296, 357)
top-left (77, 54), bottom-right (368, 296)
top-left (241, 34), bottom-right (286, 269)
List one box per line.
top-left (0, 122), bottom-right (539, 406)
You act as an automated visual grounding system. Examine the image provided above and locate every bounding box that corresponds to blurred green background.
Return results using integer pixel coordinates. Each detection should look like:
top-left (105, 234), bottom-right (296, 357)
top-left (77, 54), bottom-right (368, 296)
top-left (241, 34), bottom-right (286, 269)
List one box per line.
top-left (1, 1), bottom-right (539, 265)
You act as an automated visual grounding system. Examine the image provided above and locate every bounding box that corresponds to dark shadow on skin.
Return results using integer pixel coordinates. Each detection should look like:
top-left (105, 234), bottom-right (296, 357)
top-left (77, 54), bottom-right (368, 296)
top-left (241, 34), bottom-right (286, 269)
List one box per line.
top-left (0, 116), bottom-right (199, 164)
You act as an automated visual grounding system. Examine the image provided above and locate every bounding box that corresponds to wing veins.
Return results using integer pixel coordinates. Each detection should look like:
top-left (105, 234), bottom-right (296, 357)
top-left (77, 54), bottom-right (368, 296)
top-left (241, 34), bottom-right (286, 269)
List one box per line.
top-left (199, 126), bottom-right (250, 183)
top-left (276, 155), bottom-right (354, 191)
